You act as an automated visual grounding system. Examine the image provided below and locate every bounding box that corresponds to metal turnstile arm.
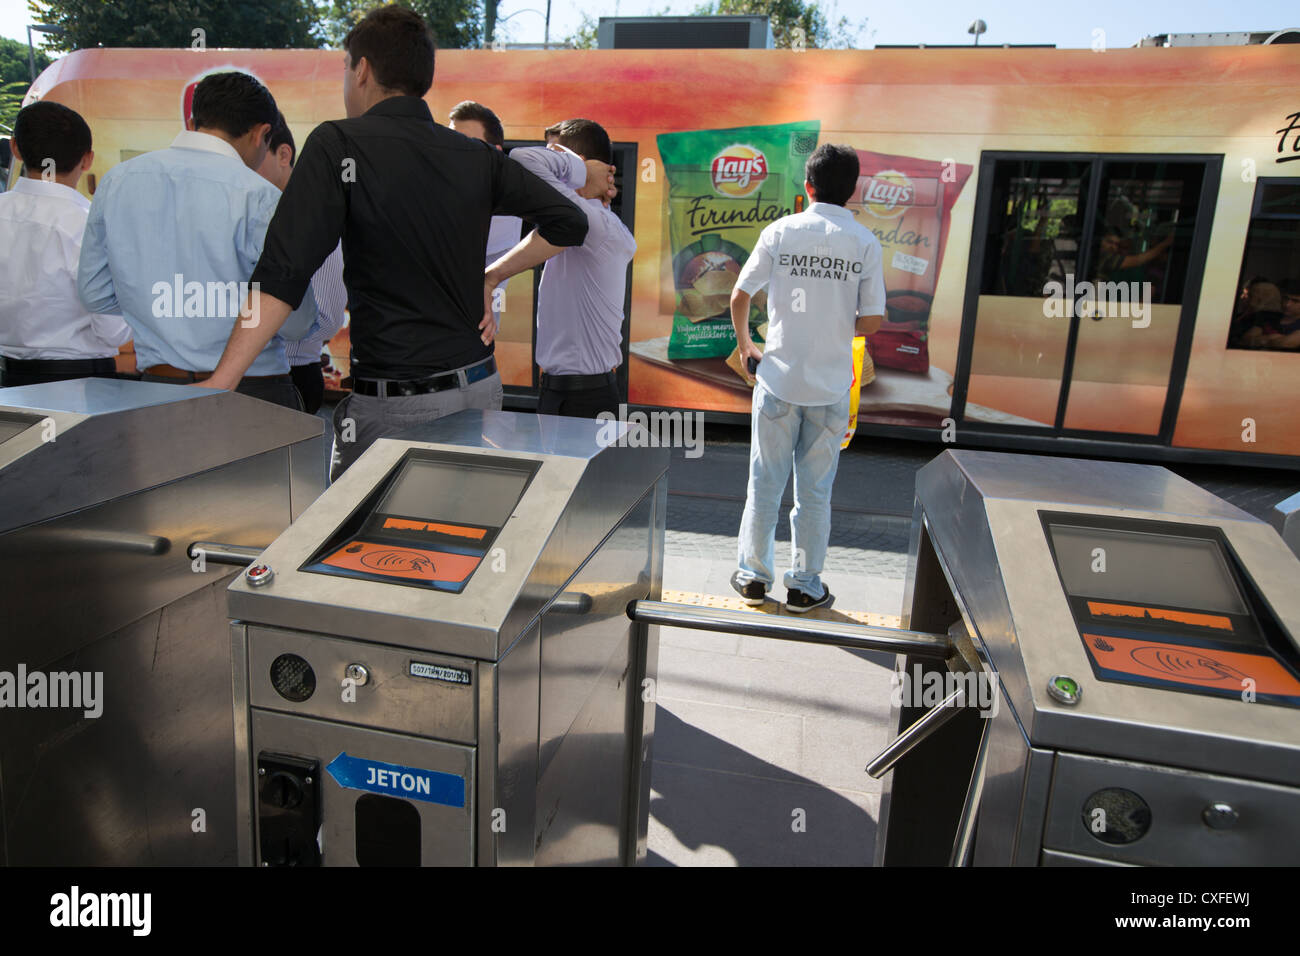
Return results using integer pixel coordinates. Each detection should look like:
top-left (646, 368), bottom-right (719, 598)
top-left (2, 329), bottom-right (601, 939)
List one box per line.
top-left (188, 541), bottom-right (266, 567)
top-left (864, 687), bottom-right (967, 778)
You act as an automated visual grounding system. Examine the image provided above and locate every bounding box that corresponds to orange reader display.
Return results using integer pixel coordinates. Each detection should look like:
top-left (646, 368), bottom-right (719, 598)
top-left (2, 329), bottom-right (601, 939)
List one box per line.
top-left (303, 453), bottom-right (537, 594)
top-left (1042, 513), bottom-right (1300, 708)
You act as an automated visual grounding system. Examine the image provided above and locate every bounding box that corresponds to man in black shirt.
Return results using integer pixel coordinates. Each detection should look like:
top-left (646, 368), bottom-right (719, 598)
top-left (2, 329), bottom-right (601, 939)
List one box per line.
top-left (201, 5), bottom-right (600, 476)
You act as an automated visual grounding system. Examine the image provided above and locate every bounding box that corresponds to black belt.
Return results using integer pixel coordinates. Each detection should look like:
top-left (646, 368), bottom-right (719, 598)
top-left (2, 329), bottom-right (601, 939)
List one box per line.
top-left (352, 357), bottom-right (496, 398)
top-left (539, 370), bottom-right (618, 392)
top-left (2, 356), bottom-right (116, 373)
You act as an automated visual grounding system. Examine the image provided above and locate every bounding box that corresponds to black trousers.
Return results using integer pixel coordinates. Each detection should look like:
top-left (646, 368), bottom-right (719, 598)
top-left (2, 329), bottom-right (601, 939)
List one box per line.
top-left (290, 360), bottom-right (326, 415)
top-left (140, 372), bottom-right (303, 412)
top-left (0, 356), bottom-right (117, 388)
top-left (537, 381), bottom-right (621, 420)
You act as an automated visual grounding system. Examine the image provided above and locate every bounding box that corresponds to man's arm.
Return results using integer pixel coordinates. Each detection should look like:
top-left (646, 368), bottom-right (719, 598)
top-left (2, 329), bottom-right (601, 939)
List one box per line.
top-left (77, 186), bottom-right (120, 316)
top-left (202, 293), bottom-right (295, 389)
top-left (479, 231), bottom-right (571, 343)
top-left (205, 125), bottom-right (348, 387)
top-left (490, 149), bottom-right (588, 249)
top-left (730, 228), bottom-right (776, 366)
top-left (857, 240), bottom-right (886, 337)
top-left (730, 289), bottom-right (762, 366)
top-left (1263, 329), bottom-right (1300, 350)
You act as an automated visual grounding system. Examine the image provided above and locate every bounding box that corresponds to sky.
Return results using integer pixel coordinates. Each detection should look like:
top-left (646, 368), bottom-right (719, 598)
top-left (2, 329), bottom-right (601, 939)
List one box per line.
top-left (2, 0), bottom-right (1298, 49)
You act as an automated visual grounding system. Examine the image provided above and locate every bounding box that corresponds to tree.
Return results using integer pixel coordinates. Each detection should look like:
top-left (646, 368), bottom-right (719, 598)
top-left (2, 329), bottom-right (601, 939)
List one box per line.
top-left (565, 12), bottom-right (599, 50)
top-left (0, 36), bottom-right (52, 132)
top-left (321, 0), bottom-right (484, 49)
top-left (26, 0), bottom-right (323, 50)
top-left (693, 0), bottom-right (864, 49)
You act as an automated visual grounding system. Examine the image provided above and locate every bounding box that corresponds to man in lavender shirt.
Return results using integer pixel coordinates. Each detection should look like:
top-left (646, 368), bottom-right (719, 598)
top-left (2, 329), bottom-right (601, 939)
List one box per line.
top-left (487, 119), bottom-right (632, 419)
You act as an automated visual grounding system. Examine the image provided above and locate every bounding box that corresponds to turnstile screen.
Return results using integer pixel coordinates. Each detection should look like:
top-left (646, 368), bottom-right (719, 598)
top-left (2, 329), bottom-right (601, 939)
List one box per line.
top-left (377, 458), bottom-right (529, 529)
top-left (303, 453), bottom-right (536, 593)
top-left (1043, 513), bottom-right (1300, 707)
top-left (1050, 525), bottom-right (1247, 616)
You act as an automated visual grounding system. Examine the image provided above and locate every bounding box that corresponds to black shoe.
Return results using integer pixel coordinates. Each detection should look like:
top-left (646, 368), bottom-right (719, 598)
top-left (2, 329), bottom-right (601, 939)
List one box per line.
top-left (731, 571), bottom-right (768, 606)
top-left (786, 587), bottom-right (833, 613)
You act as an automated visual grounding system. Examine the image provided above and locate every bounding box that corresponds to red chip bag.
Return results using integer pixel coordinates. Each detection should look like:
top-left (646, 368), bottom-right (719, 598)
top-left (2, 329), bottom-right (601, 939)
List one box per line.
top-left (851, 151), bottom-right (972, 373)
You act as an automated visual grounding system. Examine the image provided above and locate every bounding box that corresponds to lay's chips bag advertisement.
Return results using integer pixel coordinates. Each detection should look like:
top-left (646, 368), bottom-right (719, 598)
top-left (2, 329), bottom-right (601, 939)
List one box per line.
top-left (657, 122), bottom-right (819, 360)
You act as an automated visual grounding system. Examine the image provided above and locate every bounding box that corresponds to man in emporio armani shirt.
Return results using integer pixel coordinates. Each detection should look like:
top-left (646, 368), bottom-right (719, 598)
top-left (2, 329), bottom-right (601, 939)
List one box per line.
top-left (728, 144), bottom-right (886, 614)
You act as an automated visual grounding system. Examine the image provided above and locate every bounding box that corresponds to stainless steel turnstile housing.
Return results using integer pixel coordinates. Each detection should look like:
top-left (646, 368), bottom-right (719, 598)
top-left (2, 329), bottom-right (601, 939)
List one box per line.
top-left (228, 410), bottom-right (668, 866)
top-left (0, 379), bottom-right (324, 865)
top-left (877, 450), bottom-right (1300, 866)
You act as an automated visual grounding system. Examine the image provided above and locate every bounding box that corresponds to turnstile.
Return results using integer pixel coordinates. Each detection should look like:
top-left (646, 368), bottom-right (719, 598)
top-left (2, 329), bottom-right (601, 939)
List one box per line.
top-left (228, 410), bottom-right (668, 866)
top-left (876, 450), bottom-right (1300, 866)
top-left (0, 379), bottom-right (324, 865)
top-left (1273, 490), bottom-right (1300, 560)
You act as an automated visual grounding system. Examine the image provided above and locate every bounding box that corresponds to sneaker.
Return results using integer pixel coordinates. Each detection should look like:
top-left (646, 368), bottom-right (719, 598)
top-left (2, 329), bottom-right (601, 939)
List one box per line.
top-left (730, 571), bottom-right (768, 606)
top-left (785, 587), bottom-right (834, 613)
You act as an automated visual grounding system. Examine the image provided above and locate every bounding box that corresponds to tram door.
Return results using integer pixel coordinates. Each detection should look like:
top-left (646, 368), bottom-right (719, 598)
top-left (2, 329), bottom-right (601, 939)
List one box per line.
top-left (496, 139), bottom-right (638, 408)
top-left (951, 153), bottom-right (1220, 441)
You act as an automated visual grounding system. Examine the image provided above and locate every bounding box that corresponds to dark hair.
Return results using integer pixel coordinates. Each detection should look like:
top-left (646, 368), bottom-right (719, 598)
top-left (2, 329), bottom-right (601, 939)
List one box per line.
top-left (448, 100), bottom-right (503, 147)
top-left (544, 121), bottom-right (562, 140)
top-left (268, 110), bottom-right (296, 165)
top-left (1280, 278), bottom-right (1300, 298)
top-left (344, 5), bottom-right (435, 98)
top-left (555, 118), bottom-right (611, 164)
top-left (191, 72), bottom-right (277, 142)
top-left (804, 144), bottom-right (859, 207)
top-left (13, 100), bottom-right (92, 175)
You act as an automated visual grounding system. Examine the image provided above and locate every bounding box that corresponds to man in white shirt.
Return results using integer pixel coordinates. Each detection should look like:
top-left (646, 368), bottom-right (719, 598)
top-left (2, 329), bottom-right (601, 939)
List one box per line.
top-left (729, 144), bottom-right (886, 613)
top-left (448, 101), bottom-right (521, 332)
top-left (256, 111), bottom-right (347, 414)
top-left (0, 101), bottom-right (130, 387)
top-left (489, 119), bottom-right (632, 418)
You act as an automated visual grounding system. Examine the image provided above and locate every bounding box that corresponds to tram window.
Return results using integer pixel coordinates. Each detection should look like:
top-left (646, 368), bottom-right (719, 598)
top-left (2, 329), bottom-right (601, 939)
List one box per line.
top-left (1227, 178), bottom-right (1300, 352)
top-left (979, 161), bottom-right (1090, 297)
top-left (1088, 162), bottom-right (1203, 307)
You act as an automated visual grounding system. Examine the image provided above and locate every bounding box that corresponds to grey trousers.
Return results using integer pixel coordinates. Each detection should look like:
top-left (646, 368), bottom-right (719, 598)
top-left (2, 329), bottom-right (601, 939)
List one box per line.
top-left (330, 370), bottom-right (503, 480)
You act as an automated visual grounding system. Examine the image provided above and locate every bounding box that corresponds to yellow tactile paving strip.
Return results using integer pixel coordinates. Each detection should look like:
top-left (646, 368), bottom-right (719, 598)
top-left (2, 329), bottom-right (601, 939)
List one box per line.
top-left (660, 589), bottom-right (902, 630)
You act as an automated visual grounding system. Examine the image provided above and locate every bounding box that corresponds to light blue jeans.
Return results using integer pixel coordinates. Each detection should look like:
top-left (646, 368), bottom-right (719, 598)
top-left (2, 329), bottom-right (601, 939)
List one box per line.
top-left (737, 381), bottom-right (851, 599)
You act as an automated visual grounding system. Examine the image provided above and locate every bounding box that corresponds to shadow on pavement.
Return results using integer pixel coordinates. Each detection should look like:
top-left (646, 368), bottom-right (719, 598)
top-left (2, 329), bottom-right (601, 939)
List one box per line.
top-left (646, 708), bottom-right (877, 866)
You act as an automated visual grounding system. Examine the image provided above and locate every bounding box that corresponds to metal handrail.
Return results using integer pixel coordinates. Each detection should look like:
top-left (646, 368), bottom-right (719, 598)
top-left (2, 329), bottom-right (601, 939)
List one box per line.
top-left (626, 599), bottom-right (952, 659)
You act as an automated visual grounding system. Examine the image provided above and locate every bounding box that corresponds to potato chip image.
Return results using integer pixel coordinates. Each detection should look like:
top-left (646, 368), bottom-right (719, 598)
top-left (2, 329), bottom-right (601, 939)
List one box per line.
top-left (679, 289), bottom-right (710, 317)
top-left (692, 268), bottom-right (738, 297)
top-left (703, 292), bottom-right (732, 316)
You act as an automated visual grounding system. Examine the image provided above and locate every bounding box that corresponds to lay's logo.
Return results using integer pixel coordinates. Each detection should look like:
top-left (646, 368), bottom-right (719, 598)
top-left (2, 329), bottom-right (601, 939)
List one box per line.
top-left (711, 145), bottom-right (769, 197)
top-left (859, 170), bottom-right (915, 218)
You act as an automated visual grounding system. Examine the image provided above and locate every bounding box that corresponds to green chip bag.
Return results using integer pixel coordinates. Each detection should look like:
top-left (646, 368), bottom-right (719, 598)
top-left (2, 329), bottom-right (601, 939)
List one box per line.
top-left (657, 121), bottom-right (820, 360)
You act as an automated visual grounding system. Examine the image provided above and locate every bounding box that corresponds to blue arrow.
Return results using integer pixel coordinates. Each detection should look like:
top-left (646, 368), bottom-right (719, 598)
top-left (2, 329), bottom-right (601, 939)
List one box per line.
top-left (325, 752), bottom-right (465, 808)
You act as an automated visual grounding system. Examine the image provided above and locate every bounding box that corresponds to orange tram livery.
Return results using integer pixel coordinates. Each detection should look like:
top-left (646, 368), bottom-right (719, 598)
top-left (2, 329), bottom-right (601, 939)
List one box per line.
top-left (13, 44), bottom-right (1300, 465)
